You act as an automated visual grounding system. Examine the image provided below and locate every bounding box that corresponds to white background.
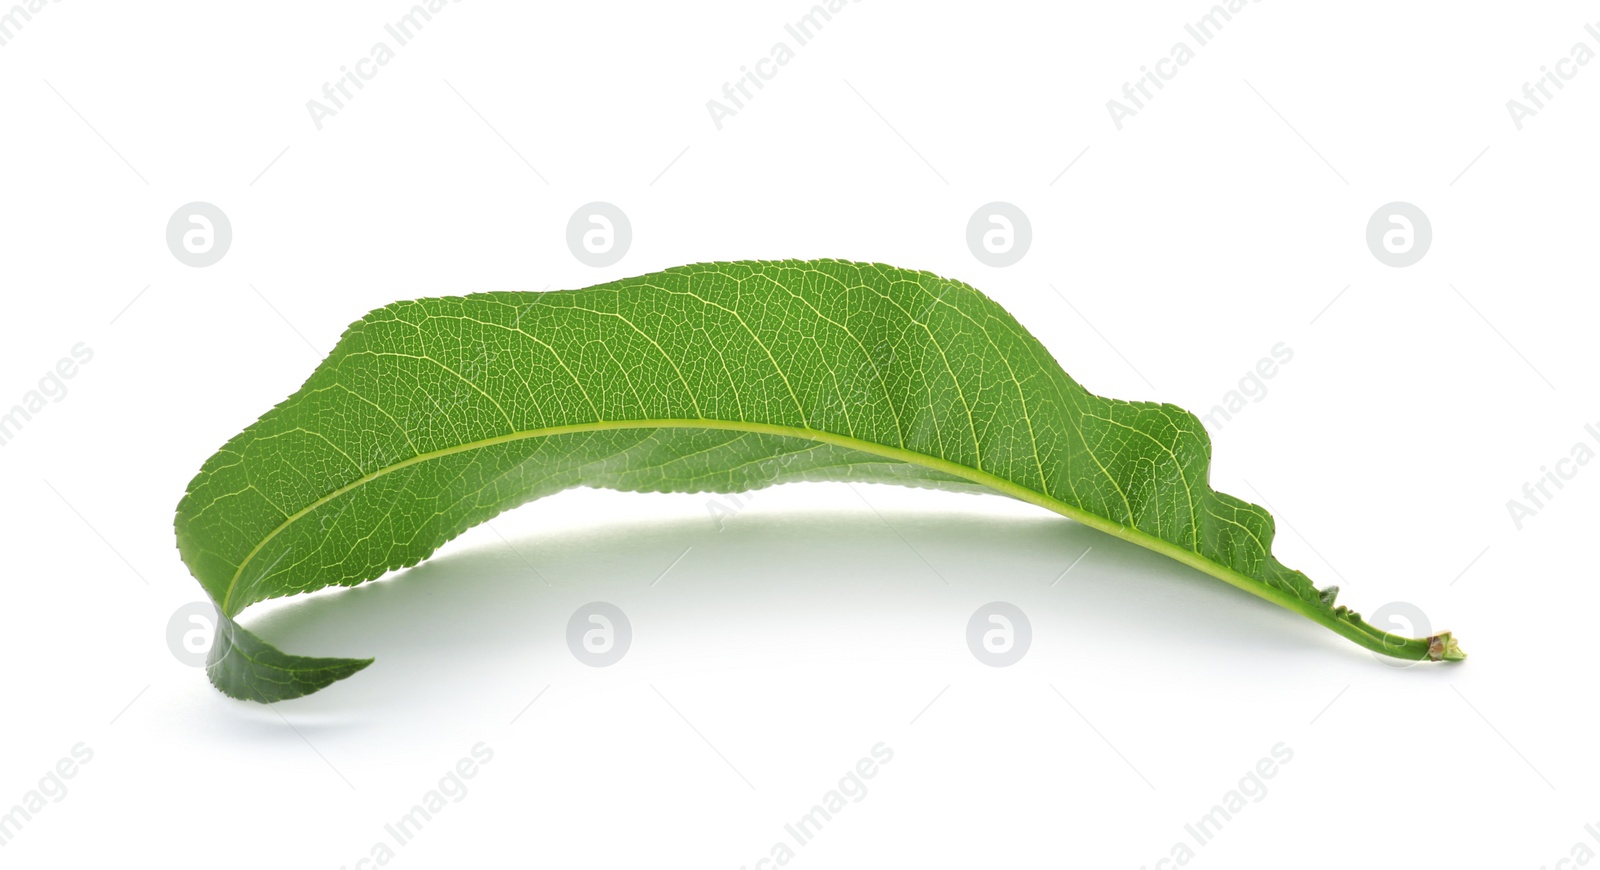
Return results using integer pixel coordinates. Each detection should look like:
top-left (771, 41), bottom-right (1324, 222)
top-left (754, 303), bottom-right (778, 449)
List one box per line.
top-left (2, 1), bottom-right (1597, 867)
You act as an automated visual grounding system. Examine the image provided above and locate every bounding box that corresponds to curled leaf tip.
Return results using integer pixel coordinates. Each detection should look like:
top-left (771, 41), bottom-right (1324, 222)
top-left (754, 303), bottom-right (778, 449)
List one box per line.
top-left (206, 612), bottom-right (374, 702)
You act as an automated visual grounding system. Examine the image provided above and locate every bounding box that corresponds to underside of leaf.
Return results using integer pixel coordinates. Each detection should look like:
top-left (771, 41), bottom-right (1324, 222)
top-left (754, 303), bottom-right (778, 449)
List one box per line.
top-left (174, 260), bottom-right (1462, 701)
top-left (206, 612), bottom-right (372, 702)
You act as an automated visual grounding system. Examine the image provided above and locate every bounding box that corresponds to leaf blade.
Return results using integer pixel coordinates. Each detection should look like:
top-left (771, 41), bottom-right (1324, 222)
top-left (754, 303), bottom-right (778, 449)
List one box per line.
top-left (175, 260), bottom-right (1459, 700)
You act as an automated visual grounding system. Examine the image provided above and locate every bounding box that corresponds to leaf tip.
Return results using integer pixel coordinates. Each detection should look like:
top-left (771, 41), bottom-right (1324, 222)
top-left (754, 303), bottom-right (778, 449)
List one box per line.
top-left (206, 612), bottom-right (375, 702)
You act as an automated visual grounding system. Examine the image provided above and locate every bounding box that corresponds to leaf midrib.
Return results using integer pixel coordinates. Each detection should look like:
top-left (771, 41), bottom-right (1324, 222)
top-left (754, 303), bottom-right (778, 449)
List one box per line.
top-left (221, 417), bottom-right (1320, 626)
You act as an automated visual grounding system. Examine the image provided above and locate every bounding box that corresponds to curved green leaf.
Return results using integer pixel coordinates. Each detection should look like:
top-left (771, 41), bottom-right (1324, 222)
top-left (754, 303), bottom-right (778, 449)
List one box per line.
top-left (174, 260), bottom-right (1462, 700)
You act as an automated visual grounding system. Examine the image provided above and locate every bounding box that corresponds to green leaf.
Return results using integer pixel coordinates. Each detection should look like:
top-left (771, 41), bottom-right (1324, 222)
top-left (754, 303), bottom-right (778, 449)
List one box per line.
top-left (205, 612), bottom-right (373, 702)
top-left (174, 260), bottom-right (1462, 701)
